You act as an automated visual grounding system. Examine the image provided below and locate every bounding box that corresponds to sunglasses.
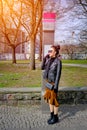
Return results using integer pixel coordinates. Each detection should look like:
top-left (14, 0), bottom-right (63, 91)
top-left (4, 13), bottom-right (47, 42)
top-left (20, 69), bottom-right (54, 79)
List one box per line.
top-left (48, 50), bottom-right (53, 53)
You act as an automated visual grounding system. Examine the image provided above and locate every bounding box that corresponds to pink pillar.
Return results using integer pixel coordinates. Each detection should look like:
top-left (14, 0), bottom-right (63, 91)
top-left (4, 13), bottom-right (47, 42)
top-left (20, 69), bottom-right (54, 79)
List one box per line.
top-left (42, 12), bottom-right (56, 57)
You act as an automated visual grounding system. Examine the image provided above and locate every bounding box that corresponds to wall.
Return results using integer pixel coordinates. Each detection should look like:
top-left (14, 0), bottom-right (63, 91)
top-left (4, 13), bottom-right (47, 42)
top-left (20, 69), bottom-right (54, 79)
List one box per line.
top-left (0, 87), bottom-right (87, 106)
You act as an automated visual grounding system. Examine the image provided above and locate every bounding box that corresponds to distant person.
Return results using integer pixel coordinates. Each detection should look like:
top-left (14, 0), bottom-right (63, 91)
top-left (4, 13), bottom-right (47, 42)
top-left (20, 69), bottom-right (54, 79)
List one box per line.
top-left (41, 45), bottom-right (62, 124)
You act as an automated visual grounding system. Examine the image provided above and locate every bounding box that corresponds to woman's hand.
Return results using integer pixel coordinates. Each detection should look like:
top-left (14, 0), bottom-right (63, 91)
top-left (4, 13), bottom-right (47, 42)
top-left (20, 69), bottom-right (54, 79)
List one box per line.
top-left (54, 88), bottom-right (58, 93)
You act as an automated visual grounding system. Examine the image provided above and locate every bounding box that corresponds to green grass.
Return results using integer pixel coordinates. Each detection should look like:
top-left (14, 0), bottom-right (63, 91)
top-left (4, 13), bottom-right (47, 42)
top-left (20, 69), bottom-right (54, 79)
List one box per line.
top-left (0, 63), bottom-right (41, 87)
top-left (0, 59), bottom-right (41, 64)
top-left (62, 59), bottom-right (87, 64)
top-left (59, 66), bottom-right (87, 87)
top-left (0, 60), bottom-right (87, 88)
top-left (1, 59), bottom-right (87, 64)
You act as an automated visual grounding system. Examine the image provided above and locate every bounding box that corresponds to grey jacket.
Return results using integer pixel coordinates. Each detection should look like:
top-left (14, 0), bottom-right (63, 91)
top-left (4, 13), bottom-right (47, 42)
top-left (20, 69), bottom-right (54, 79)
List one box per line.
top-left (41, 56), bottom-right (62, 91)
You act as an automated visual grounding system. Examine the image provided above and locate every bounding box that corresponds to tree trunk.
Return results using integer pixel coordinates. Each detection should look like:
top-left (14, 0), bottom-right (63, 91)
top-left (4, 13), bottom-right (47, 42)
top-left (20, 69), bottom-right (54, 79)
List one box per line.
top-left (30, 37), bottom-right (35, 70)
top-left (12, 47), bottom-right (16, 64)
top-left (39, 22), bottom-right (43, 61)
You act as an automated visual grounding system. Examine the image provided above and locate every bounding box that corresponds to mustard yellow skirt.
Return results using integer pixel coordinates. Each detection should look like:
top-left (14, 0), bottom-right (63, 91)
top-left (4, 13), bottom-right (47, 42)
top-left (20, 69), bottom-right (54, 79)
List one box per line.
top-left (43, 88), bottom-right (59, 107)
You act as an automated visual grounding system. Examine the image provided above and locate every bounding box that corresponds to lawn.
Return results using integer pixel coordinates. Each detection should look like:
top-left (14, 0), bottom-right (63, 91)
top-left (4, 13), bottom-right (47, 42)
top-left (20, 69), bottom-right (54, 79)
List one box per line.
top-left (60, 66), bottom-right (87, 87)
top-left (0, 60), bottom-right (87, 88)
top-left (1, 59), bottom-right (87, 64)
top-left (0, 63), bottom-right (41, 87)
top-left (62, 59), bottom-right (87, 64)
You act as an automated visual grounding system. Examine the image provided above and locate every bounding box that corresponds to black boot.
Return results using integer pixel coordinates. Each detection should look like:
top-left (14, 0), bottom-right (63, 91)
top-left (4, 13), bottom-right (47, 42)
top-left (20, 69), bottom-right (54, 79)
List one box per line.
top-left (48, 114), bottom-right (59, 124)
top-left (47, 112), bottom-right (54, 124)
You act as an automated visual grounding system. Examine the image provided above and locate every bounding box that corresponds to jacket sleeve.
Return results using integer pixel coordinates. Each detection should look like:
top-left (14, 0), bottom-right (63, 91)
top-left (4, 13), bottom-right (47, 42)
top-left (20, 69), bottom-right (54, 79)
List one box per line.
top-left (54, 59), bottom-right (62, 91)
top-left (41, 57), bottom-right (46, 70)
top-left (41, 54), bottom-right (49, 70)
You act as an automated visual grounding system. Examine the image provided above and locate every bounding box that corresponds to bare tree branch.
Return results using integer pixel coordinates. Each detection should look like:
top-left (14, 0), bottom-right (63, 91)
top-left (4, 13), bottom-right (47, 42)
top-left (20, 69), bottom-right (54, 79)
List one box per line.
top-left (79, 0), bottom-right (87, 12)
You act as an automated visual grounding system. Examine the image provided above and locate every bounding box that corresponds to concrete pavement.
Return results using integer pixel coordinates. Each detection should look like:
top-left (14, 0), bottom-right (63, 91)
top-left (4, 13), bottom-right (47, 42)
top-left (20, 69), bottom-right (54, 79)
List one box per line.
top-left (63, 63), bottom-right (87, 68)
top-left (0, 104), bottom-right (87, 130)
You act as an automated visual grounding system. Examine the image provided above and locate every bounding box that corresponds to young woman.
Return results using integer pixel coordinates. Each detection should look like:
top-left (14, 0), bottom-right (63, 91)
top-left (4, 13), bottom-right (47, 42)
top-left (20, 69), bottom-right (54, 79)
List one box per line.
top-left (41, 45), bottom-right (62, 124)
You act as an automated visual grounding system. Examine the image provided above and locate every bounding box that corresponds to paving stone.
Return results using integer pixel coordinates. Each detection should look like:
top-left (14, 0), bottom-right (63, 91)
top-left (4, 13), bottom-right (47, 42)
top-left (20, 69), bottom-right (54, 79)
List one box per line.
top-left (0, 104), bottom-right (87, 130)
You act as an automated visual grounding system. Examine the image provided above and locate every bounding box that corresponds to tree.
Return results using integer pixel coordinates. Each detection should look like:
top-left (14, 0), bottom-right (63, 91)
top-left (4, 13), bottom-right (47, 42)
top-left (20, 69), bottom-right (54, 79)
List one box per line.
top-left (0, 0), bottom-right (29, 63)
top-left (29, 0), bottom-right (43, 69)
top-left (0, 0), bottom-right (43, 68)
top-left (79, 30), bottom-right (87, 51)
top-left (39, 21), bottom-right (43, 61)
top-left (71, 0), bottom-right (87, 52)
top-left (61, 44), bottom-right (78, 59)
top-left (79, 0), bottom-right (87, 12)
top-left (18, 0), bottom-right (43, 70)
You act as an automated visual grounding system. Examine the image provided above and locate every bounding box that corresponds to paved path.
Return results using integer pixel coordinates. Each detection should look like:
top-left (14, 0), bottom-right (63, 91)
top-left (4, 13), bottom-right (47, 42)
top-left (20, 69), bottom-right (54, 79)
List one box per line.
top-left (63, 63), bottom-right (87, 68)
top-left (0, 104), bottom-right (87, 130)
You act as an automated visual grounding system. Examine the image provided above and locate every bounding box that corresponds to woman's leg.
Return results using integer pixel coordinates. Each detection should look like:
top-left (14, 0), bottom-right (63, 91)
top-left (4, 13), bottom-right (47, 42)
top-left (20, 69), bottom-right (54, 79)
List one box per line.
top-left (48, 106), bottom-right (59, 124)
top-left (53, 106), bottom-right (59, 122)
top-left (54, 106), bottom-right (58, 115)
top-left (49, 103), bottom-right (54, 112)
top-left (48, 98), bottom-right (59, 124)
top-left (47, 101), bottom-right (54, 123)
